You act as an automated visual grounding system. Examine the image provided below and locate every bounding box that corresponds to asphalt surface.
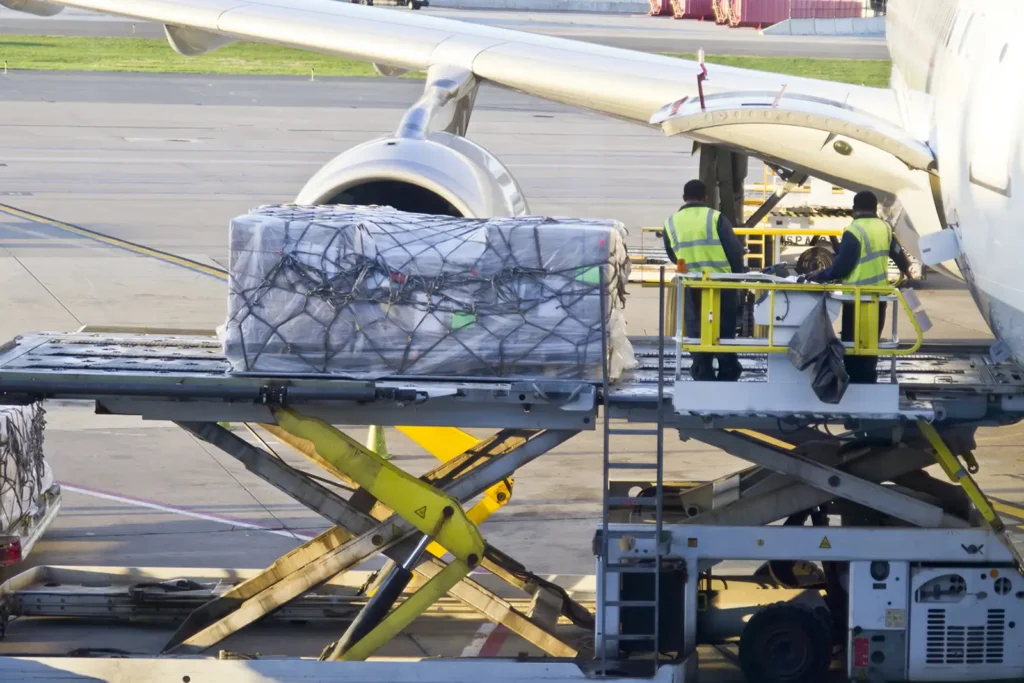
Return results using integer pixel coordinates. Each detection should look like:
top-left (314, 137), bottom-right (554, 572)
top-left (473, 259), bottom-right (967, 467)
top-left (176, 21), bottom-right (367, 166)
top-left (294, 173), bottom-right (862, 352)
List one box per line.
top-left (0, 66), bottom-right (1015, 673)
top-left (0, 5), bottom-right (891, 58)
top-left (0, 70), bottom-right (570, 111)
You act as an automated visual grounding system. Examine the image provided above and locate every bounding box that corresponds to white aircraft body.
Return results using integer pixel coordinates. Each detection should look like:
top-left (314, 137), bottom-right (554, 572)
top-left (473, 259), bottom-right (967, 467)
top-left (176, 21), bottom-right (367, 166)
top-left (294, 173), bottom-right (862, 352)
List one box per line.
top-left (3, 0), bottom-right (1022, 360)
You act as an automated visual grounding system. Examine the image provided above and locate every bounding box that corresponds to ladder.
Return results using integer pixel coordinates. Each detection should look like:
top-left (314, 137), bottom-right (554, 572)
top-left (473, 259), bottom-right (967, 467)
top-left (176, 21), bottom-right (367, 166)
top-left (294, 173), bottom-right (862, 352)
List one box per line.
top-left (597, 267), bottom-right (667, 676)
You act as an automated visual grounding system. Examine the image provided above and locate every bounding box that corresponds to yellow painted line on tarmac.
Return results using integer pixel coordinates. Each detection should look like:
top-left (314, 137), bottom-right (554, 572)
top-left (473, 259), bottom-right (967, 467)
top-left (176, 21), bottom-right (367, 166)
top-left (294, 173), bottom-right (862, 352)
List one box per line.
top-left (992, 499), bottom-right (1024, 524)
top-left (0, 202), bottom-right (228, 280)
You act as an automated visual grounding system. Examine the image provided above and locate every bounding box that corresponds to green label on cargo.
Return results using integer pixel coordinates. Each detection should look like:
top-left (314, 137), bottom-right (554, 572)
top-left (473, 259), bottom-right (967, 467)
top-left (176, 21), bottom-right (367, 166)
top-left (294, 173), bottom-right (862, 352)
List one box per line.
top-left (451, 312), bottom-right (476, 330)
top-left (574, 266), bottom-right (601, 284)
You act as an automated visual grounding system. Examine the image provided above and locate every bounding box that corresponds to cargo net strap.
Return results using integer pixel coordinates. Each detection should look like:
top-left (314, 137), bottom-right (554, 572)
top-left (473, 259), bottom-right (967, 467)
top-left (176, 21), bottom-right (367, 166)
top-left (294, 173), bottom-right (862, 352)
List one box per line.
top-left (0, 403), bottom-right (49, 533)
top-left (222, 205), bottom-right (636, 380)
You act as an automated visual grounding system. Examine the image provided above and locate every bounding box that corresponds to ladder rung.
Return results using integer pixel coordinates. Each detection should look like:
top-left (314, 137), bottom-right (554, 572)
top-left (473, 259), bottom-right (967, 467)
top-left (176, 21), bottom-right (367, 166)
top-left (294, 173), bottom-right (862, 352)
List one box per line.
top-left (602, 634), bottom-right (656, 641)
top-left (607, 428), bottom-right (661, 436)
top-left (605, 529), bottom-right (661, 538)
top-left (605, 600), bottom-right (659, 607)
top-left (607, 462), bottom-right (660, 470)
top-left (606, 564), bottom-right (660, 573)
top-left (606, 497), bottom-right (660, 507)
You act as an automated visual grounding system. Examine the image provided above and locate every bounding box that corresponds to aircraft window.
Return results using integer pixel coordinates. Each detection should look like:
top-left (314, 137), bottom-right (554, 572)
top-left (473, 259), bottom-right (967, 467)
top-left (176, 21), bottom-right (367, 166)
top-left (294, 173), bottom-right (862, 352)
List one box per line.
top-left (958, 14), bottom-right (974, 55)
top-left (1000, 44), bottom-right (1009, 63)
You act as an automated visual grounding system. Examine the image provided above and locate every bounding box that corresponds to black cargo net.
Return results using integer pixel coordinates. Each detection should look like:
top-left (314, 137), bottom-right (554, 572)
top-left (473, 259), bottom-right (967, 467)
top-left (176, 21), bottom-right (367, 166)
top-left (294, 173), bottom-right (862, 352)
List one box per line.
top-left (0, 403), bottom-right (48, 532)
top-left (222, 205), bottom-right (635, 380)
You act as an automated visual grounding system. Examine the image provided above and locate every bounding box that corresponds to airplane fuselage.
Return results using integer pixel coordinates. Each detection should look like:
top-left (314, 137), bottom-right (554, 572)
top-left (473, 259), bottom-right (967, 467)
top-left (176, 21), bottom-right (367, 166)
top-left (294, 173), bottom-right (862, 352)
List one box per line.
top-left (888, 0), bottom-right (1024, 358)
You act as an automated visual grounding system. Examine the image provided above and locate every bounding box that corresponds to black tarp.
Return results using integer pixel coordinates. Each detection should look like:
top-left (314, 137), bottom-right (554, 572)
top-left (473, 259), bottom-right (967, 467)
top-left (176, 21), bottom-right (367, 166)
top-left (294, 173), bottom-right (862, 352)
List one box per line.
top-left (787, 296), bottom-right (849, 404)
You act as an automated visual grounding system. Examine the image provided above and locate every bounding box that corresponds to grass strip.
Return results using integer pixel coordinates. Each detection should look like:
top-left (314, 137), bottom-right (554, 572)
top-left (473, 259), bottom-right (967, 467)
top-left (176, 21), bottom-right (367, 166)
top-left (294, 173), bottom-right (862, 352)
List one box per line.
top-left (1, 35), bottom-right (890, 86)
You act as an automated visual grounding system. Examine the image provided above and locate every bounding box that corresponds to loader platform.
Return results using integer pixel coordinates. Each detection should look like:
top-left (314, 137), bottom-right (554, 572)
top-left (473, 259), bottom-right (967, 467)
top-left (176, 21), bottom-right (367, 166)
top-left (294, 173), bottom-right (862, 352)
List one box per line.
top-left (0, 331), bottom-right (1020, 430)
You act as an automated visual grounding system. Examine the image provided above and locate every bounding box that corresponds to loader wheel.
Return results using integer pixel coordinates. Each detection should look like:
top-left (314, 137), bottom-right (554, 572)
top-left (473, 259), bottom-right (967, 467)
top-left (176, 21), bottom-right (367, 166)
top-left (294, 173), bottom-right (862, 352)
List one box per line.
top-left (738, 603), bottom-right (832, 683)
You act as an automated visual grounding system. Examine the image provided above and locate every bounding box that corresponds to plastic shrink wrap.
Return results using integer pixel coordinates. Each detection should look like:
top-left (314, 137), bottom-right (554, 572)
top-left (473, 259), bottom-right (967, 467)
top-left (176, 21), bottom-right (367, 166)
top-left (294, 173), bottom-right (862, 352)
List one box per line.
top-left (220, 205), bottom-right (636, 381)
top-left (0, 403), bottom-right (53, 536)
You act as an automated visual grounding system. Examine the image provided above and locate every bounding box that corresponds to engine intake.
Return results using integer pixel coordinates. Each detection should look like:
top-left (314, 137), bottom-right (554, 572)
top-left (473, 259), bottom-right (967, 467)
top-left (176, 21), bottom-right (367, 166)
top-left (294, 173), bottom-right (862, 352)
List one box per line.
top-left (294, 132), bottom-right (528, 219)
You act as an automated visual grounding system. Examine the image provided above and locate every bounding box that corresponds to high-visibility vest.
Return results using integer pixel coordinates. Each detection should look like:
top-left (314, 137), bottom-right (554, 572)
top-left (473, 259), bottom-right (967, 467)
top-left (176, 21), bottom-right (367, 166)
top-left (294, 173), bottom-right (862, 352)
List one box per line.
top-left (663, 206), bottom-right (730, 273)
top-left (843, 217), bottom-right (893, 287)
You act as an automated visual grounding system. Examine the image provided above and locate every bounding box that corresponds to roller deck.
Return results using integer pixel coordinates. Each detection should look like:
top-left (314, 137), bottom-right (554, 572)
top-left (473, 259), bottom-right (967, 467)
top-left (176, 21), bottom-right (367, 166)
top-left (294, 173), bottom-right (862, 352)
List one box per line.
top-left (0, 332), bottom-right (1020, 427)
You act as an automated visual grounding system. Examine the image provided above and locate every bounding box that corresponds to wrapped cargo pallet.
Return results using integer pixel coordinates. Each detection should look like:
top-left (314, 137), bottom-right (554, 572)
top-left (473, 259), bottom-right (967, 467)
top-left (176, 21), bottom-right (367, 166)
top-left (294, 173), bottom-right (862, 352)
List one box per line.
top-left (1, 403), bottom-right (53, 538)
top-left (220, 205), bottom-right (637, 381)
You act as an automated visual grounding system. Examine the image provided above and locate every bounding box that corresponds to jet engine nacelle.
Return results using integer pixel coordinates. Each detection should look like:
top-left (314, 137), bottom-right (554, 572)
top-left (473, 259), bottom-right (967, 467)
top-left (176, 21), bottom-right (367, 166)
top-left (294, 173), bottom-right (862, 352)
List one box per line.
top-left (0, 0), bottom-right (63, 15)
top-left (294, 132), bottom-right (528, 219)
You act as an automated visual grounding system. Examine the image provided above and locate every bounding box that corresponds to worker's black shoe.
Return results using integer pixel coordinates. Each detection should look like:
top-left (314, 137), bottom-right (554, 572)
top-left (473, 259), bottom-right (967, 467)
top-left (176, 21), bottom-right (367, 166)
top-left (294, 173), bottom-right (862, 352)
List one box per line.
top-left (716, 355), bottom-right (743, 382)
top-left (690, 355), bottom-right (715, 382)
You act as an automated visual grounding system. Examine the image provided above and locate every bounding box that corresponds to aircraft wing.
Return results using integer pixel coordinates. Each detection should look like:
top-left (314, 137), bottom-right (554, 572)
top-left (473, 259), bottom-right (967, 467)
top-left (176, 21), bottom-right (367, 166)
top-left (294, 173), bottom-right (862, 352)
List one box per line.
top-left (4, 0), bottom-right (936, 207)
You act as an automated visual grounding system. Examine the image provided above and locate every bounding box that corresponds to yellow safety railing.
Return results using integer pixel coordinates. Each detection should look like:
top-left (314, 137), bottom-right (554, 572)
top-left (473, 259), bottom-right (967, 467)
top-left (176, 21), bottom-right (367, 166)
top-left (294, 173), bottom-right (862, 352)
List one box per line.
top-left (676, 272), bottom-right (924, 357)
top-left (637, 226), bottom-right (844, 268)
top-left (734, 227), bottom-right (843, 238)
top-left (640, 225), bottom-right (843, 243)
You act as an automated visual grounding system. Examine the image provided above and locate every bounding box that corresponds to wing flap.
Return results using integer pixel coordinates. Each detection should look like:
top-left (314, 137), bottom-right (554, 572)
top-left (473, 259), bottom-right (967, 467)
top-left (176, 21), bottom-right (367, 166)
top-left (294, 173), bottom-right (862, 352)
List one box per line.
top-left (650, 91), bottom-right (935, 199)
top-left (651, 92), bottom-right (935, 171)
top-left (164, 24), bottom-right (234, 56)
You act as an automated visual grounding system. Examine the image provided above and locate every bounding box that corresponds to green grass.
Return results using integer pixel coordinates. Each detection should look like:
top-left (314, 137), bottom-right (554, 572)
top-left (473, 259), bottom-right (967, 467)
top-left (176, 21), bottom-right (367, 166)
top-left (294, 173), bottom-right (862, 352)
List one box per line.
top-left (672, 53), bottom-right (891, 88)
top-left (0, 35), bottom-right (398, 77)
top-left (0, 35), bottom-right (891, 87)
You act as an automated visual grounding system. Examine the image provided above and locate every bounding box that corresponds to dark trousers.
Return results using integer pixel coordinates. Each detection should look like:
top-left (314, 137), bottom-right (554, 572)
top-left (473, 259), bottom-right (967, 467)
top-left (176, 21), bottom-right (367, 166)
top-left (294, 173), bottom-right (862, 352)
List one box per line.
top-left (684, 289), bottom-right (742, 381)
top-left (840, 301), bottom-right (888, 384)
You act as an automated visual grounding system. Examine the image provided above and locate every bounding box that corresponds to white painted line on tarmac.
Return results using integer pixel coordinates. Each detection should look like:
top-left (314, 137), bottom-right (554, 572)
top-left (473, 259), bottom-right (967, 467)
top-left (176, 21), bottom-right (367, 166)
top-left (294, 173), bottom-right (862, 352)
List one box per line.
top-left (480, 625), bottom-right (511, 656)
top-left (460, 623), bottom-right (497, 657)
top-left (460, 623), bottom-right (513, 657)
top-left (62, 484), bottom-right (600, 595)
top-left (62, 483), bottom-right (315, 541)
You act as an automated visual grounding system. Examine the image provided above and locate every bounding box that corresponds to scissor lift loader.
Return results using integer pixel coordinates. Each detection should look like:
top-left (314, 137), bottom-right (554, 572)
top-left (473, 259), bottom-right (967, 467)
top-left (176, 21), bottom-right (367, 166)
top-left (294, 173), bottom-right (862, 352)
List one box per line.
top-left (0, 272), bottom-right (1022, 682)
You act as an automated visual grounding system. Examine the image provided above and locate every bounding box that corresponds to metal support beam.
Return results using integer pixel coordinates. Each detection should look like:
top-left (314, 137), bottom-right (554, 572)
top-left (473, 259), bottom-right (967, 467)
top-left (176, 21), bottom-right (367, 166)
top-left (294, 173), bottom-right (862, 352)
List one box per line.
top-left (682, 430), bottom-right (967, 528)
top-left (892, 469), bottom-right (972, 520)
top-left (163, 525), bottom-right (355, 652)
top-left (684, 443), bottom-right (938, 527)
top-left (698, 145), bottom-right (747, 229)
top-left (168, 423), bottom-right (581, 656)
top-left (180, 422), bottom-right (370, 533)
top-left (674, 463), bottom-right (767, 518)
top-left (272, 409), bottom-right (488, 568)
top-left (271, 424), bottom-right (591, 629)
top-left (396, 64), bottom-right (479, 139)
top-left (414, 556), bottom-right (582, 658)
top-left (743, 172), bottom-right (810, 228)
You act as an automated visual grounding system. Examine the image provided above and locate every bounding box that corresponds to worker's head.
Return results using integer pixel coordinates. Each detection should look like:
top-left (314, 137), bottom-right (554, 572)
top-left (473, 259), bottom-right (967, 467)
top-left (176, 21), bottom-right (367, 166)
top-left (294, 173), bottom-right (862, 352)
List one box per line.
top-left (683, 179), bottom-right (708, 203)
top-left (853, 191), bottom-right (879, 215)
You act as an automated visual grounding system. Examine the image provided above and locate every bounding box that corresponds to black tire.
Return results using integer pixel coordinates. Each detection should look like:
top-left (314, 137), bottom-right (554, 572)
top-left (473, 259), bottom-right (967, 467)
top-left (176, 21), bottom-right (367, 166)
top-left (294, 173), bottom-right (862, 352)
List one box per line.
top-left (796, 245), bottom-right (834, 275)
top-left (738, 603), bottom-right (833, 683)
top-left (411, 0), bottom-right (423, 8)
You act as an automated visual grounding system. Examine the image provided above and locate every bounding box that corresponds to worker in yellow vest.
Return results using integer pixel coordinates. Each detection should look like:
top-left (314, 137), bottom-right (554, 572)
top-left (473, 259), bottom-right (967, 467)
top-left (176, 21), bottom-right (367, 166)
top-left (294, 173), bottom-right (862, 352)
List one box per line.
top-left (663, 180), bottom-right (746, 382)
top-left (806, 191), bottom-right (914, 384)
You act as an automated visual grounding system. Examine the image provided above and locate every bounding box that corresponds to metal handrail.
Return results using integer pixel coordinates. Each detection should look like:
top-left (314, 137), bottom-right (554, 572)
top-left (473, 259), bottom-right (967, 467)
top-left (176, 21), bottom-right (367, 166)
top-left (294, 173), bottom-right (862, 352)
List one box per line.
top-left (674, 272), bottom-right (924, 357)
top-left (641, 226), bottom-right (845, 238)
